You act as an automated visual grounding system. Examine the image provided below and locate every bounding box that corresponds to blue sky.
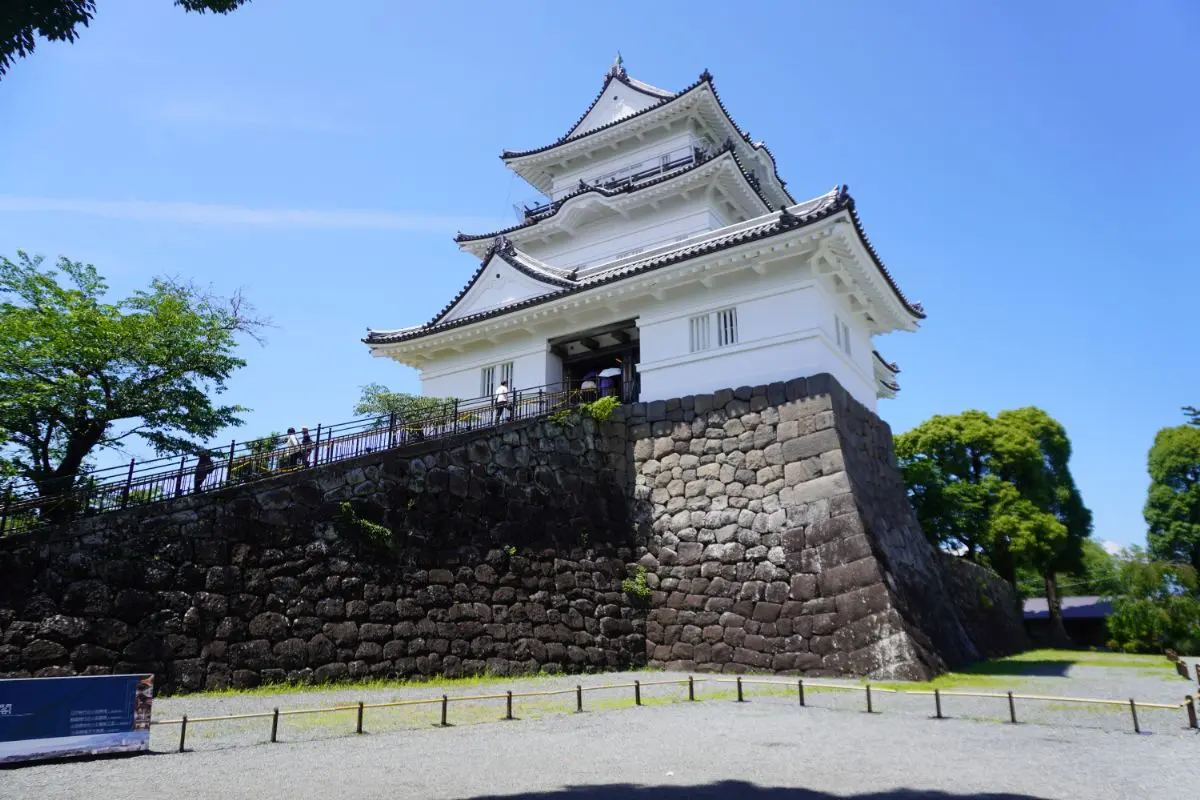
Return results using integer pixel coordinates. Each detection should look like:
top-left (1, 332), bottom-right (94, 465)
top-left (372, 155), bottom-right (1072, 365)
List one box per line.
top-left (1, 1), bottom-right (1196, 550)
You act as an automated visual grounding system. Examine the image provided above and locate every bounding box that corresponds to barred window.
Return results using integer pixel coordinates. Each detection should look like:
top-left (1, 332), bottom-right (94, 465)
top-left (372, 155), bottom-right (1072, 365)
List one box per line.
top-left (716, 307), bottom-right (738, 347)
top-left (689, 314), bottom-right (711, 353)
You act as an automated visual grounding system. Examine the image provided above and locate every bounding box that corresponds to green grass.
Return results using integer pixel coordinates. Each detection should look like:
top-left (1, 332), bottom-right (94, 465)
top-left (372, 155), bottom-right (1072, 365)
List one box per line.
top-left (187, 667), bottom-right (660, 699)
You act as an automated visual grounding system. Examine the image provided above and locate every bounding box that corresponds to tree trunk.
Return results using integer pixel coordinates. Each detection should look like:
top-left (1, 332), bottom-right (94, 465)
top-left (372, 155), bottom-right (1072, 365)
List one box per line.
top-left (1043, 570), bottom-right (1071, 646)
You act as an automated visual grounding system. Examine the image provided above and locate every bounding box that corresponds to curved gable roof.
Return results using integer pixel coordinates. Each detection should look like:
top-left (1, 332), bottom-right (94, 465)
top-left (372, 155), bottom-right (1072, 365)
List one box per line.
top-left (560, 64), bottom-right (676, 141)
top-left (428, 238), bottom-right (575, 327)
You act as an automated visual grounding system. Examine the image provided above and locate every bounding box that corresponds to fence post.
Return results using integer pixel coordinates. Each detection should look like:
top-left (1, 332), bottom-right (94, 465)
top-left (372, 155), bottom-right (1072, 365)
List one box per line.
top-left (313, 425), bottom-right (322, 467)
top-left (576, 684), bottom-right (583, 713)
top-left (505, 691), bottom-right (514, 720)
top-left (1007, 691), bottom-right (1017, 724)
top-left (387, 413), bottom-right (396, 449)
top-left (736, 676), bottom-right (744, 703)
top-left (119, 459), bottom-right (136, 508)
top-left (865, 683), bottom-right (873, 714)
top-left (688, 676), bottom-right (695, 701)
top-left (0, 485), bottom-right (11, 537)
top-left (1186, 695), bottom-right (1197, 729)
top-left (357, 701), bottom-right (364, 734)
top-left (271, 708), bottom-right (279, 742)
top-left (934, 688), bottom-right (943, 719)
top-left (227, 439), bottom-right (236, 485)
top-left (1128, 699), bottom-right (1140, 734)
top-left (453, 400), bottom-right (460, 434)
top-left (178, 715), bottom-right (188, 753)
top-left (798, 679), bottom-right (805, 707)
top-left (440, 694), bottom-right (449, 727)
top-left (634, 680), bottom-right (641, 706)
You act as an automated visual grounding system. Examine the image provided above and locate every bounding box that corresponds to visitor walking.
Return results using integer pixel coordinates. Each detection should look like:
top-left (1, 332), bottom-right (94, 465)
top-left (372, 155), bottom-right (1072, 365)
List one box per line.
top-left (300, 426), bottom-right (314, 466)
top-left (493, 380), bottom-right (511, 425)
top-left (284, 427), bottom-right (301, 468)
top-left (193, 449), bottom-right (215, 493)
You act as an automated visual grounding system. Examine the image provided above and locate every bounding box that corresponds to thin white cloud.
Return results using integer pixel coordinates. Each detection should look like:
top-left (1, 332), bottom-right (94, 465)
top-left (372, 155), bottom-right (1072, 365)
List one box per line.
top-left (0, 196), bottom-right (506, 234)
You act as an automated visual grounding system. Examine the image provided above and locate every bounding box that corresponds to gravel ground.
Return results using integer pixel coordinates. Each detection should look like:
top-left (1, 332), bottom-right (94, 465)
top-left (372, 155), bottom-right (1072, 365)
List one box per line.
top-left (3, 693), bottom-right (1195, 800)
top-left (3, 654), bottom-right (1197, 799)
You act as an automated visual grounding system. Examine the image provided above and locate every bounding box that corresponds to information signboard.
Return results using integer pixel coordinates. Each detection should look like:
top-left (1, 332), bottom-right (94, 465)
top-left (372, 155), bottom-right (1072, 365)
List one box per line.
top-left (0, 674), bottom-right (153, 764)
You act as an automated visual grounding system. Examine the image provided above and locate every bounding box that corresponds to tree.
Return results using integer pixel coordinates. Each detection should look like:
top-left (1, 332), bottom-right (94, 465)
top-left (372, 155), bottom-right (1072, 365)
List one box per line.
top-left (1016, 539), bottom-right (1120, 598)
top-left (2, 1), bottom-right (250, 79)
top-left (353, 383), bottom-right (459, 426)
top-left (895, 407), bottom-right (1092, 639)
top-left (0, 251), bottom-right (266, 509)
top-left (1144, 425), bottom-right (1200, 572)
top-left (1106, 548), bottom-right (1200, 654)
top-left (1184, 405), bottom-right (1199, 426)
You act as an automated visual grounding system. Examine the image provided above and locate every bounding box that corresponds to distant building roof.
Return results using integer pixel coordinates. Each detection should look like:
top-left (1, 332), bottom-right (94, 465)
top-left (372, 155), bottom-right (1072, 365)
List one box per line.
top-left (1023, 596), bottom-right (1113, 620)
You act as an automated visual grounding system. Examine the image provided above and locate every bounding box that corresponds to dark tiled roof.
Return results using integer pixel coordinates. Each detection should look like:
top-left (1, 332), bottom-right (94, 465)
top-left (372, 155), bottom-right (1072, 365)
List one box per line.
top-left (1024, 596), bottom-right (1113, 620)
top-left (501, 69), bottom-right (794, 208)
top-left (456, 145), bottom-right (771, 244)
top-left (558, 65), bottom-right (676, 142)
top-left (842, 190), bottom-right (925, 319)
top-left (365, 187), bottom-right (924, 346)
top-left (873, 350), bottom-right (901, 374)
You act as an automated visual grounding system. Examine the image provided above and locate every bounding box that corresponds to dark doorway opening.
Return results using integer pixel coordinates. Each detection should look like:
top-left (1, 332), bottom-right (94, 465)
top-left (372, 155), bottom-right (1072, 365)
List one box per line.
top-left (550, 320), bottom-right (640, 404)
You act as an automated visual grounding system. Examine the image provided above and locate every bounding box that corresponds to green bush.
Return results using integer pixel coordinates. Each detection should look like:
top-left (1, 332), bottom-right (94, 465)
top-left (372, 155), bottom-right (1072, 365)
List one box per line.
top-left (621, 565), bottom-right (652, 600)
top-left (1106, 550), bottom-right (1200, 654)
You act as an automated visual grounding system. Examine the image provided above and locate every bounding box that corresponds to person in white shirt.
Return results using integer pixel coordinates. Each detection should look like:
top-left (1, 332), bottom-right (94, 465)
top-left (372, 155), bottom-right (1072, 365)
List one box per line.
top-left (493, 381), bottom-right (511, 425)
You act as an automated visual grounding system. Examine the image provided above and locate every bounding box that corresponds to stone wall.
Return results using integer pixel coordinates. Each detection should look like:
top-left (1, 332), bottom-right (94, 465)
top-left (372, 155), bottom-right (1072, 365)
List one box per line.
top-left (0, 373), bottom-right (1026, 690)
top-left (623, 374), bottom-right (1023, 680)
top-left (0, 418), bottom-right (644, 692)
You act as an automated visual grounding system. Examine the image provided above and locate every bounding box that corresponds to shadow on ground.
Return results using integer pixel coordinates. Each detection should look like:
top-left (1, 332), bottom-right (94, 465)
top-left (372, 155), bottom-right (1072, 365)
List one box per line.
top-left (957, 660), bottom-right (1072, 678)
top-left (472, 782), bottom-right (1044, 799)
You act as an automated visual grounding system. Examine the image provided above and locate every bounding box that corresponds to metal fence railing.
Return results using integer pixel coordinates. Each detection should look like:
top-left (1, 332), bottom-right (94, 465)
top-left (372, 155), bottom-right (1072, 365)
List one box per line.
top-left (0, 379), bottom-right (631, 537)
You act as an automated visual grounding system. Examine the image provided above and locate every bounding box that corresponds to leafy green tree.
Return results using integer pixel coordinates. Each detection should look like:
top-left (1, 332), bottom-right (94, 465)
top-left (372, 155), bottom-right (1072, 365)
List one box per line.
top-left (2, 1), bottom-right (250, 78)
top-left (0, 251), bottom-right (266, 508)
top-left (1106, 548), bottom-right (1200, 654)
top-left (1144, 425), bottom-right (1200, 572)
top-left (1016, 539), bottom-right (1120, 598)
top-left (353, 383), bottom-right (460, 427)
top-left (895, 407), bottom-right (1092, 639)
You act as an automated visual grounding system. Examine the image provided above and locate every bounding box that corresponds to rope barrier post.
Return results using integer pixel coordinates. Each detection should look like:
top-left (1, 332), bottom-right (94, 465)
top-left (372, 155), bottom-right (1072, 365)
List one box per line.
top-left (505, 691), bottom-right (514, 721)
top-left (1194, 663), bottom-right (1200, 686)
top-left (1185, 695), bottom-right (1197, 729)
top-left (688, 675), bottom-right (695, 701)
top-left (440, 694), bottom-right (449, 727)
top-left (1128, 699), bottom-right (1140, 734)
top-left (271, 707), bottom-right (279, 742)
top-left (934, 689), bottom-right (943, 720)
top-left (357, 701), bottom-right (364, 734)
top-left (798, 679), bottom-right (805, 707)
top-left (736, 676), bottom-right (744, 703)
top-left (178, 715), bottom-right (188, 753)
top-left (1007, 691), bottom-right (1017, 724)
top-left (634, 680), bottom-right (641, 706)
top-left (865, 683), bottom-right (873, 714)
top-left (576, 684), bottom-right (583, 713)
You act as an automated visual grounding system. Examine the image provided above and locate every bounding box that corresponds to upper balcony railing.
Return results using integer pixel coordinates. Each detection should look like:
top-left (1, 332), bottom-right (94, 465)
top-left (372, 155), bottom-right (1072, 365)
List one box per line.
top-left (0, 377), bottom-right (639, 538)
top-left (512, 143), bottom-right (710, 222)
